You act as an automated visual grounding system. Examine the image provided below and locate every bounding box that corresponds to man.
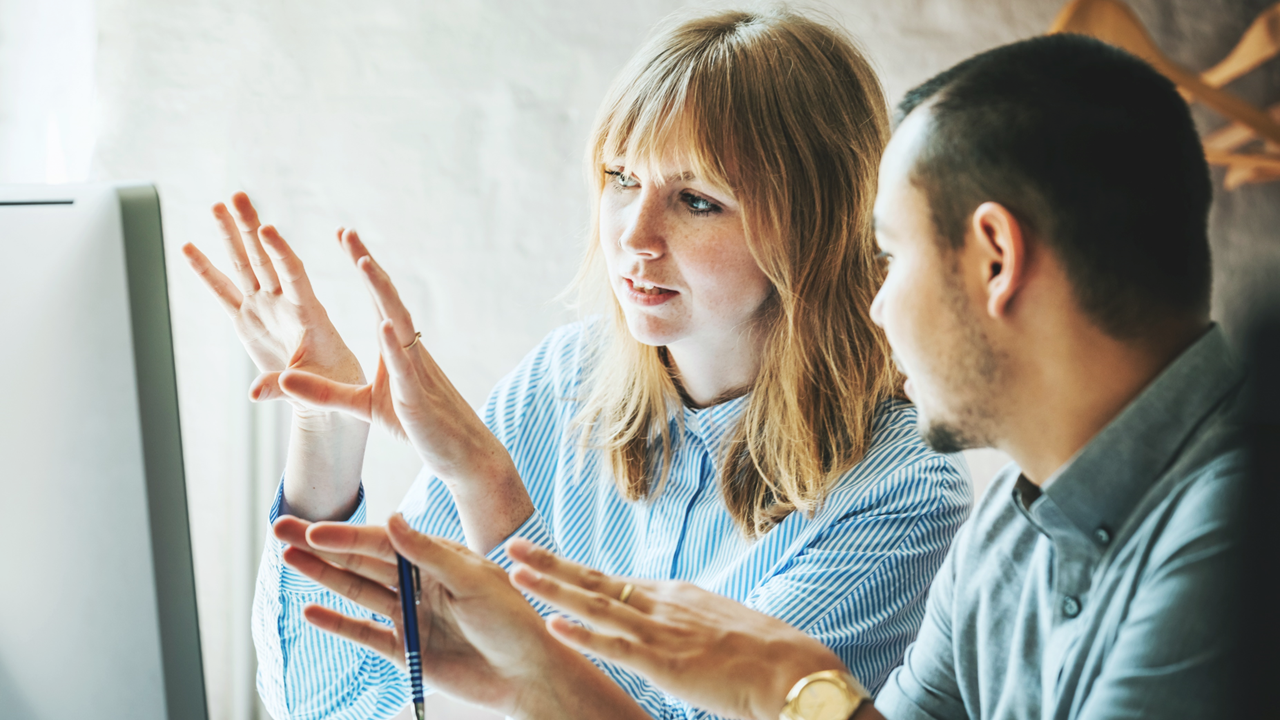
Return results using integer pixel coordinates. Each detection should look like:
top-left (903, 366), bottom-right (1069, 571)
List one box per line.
top-left (278, 33), bottom-right (1244, 720)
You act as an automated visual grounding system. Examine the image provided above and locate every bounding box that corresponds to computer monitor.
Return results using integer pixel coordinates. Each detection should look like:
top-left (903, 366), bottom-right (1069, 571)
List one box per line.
top-left (0, 183), bottom-right (207, 720)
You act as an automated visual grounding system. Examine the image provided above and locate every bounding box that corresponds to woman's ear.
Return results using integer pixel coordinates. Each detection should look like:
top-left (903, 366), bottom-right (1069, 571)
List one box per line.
top-left (969, 201), bottom-right (1027, 319)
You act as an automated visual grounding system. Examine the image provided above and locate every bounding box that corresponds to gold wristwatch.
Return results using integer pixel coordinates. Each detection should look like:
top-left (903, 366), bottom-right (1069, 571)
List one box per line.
top-left (779, 669), bottom-right (870, 720)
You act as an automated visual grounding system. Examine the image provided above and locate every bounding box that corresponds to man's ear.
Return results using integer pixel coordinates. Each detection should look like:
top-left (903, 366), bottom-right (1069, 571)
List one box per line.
top-left (969, 201), bottom-right (1026, 319)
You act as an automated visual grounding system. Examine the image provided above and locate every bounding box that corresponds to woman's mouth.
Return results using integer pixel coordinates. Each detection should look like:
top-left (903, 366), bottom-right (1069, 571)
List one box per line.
top-left (624, 277), bottom-right (677, 306)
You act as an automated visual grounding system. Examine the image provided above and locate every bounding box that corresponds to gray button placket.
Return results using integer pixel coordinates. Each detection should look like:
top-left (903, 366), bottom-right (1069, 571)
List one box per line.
top-left (1029, 495), bottom-right (1100, 617)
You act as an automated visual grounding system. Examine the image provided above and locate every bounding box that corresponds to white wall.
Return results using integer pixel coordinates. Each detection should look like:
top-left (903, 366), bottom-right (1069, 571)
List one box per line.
top-left (5, 0), bottom-right (1272, 718)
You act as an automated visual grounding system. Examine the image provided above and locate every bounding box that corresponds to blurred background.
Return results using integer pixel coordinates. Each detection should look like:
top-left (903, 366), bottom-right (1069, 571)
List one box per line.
top-left (2, 0), bottom-right (1275, 718)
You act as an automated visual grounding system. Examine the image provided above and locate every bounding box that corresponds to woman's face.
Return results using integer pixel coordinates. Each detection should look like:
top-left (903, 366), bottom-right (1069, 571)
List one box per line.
top-left (598, 155), bottom-right (772, 352)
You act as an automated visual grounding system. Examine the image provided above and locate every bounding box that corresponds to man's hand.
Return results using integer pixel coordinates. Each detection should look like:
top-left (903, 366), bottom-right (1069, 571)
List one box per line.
top-left (507, 538), bottom-right (855, 720)
top-left (275, 515), bottom-right (651, 720)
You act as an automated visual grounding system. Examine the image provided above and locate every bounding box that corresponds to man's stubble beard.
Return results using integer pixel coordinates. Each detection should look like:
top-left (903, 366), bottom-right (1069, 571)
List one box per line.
top-left (917, 262), bottom-right (1004, 454)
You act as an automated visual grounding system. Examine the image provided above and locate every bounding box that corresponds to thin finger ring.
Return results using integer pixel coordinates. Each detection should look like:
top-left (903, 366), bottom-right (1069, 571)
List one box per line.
top-left (618, 583), bottom-right (635, 605)
top-left (403, 332), bottom-right (422, 351)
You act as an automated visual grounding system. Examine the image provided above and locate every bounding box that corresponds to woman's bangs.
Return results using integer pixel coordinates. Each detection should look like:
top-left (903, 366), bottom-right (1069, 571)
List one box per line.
top-left (598, 62), bottom-right (735, 192)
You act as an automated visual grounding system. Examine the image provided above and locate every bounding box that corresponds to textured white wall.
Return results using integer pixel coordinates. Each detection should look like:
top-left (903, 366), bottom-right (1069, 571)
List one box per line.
top-left (74, 1), bottom-right (1280, 719)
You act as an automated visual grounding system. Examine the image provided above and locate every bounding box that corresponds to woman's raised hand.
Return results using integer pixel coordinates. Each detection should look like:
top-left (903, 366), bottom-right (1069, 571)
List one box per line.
top-left (183, 192), bottom-right (366, 408)
top-left (184, 192), bottom-right (369, 521)
top-left (506, 539), bottom-right (852, 720)
top-left (276, 232), bottom-right (534, 552)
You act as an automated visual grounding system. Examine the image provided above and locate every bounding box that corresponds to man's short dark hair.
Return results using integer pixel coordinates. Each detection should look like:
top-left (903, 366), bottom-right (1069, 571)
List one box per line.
top-left (897, 34), bottom-right (1212, 338)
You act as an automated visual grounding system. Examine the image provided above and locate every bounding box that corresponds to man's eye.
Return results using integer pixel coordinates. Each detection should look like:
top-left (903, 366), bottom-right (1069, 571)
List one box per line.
top-left (605, 169), bottom-right (639, 188)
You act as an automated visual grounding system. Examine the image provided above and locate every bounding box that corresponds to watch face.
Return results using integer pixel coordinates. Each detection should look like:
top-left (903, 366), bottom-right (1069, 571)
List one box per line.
top-left (794, 678), bottom-right (857, 720)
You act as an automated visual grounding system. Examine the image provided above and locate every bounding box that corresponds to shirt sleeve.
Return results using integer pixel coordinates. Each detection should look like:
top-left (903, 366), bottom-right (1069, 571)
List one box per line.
top-left (873, 521), bottom-right (967, 720)
top-left (252, 482), bottom-right (412, 720)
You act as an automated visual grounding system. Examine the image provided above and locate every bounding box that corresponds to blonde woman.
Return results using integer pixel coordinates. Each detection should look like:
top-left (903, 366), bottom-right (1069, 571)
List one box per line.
top-left (184, 8), bottom-right (970, 720)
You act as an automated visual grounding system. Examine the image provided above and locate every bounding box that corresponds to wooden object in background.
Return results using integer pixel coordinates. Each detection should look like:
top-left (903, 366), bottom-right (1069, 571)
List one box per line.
top-left (1049, 0), bottom-right (1280, 188)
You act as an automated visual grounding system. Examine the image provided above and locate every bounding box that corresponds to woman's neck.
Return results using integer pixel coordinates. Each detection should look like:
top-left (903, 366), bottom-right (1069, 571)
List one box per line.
top-left (664, 330), bottom-right (762, 408)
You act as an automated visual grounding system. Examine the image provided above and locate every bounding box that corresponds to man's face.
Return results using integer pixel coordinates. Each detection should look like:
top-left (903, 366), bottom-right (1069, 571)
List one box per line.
top-left (869, 108), bottom-right (1002, 453)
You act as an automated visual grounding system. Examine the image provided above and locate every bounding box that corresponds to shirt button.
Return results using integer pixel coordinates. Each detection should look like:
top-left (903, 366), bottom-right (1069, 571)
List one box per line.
top-left (1094, 527), bottom-right (1112, 546)
top-left (1062, 595), bottom-right (1082, 618)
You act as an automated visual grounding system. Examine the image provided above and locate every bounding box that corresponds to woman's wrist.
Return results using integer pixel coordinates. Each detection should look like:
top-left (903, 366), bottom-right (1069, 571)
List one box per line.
top-left (281, 411), bottom-right (369, 521)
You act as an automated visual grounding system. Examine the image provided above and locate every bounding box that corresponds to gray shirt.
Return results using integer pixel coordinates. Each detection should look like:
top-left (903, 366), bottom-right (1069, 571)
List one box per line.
top-left (876, 325), bottom-right (1246, 720)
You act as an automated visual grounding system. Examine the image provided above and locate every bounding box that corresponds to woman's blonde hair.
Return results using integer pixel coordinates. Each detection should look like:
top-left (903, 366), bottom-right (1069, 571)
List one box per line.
top-left (573, 7), bottom-right (897, 538)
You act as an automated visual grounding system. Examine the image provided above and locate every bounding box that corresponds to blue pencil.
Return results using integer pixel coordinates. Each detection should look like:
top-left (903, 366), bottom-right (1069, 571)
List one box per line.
top-left (397, 553), bottom-right (426, 720)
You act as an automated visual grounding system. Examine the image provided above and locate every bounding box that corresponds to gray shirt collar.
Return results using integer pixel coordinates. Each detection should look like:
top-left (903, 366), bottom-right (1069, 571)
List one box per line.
top-left (1015, 324), bottom-right (1242, 544)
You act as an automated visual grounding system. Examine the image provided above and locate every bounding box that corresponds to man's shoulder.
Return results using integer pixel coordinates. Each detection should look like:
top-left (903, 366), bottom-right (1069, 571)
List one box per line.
top-left (1137, 446), bottom-right (1248, 565)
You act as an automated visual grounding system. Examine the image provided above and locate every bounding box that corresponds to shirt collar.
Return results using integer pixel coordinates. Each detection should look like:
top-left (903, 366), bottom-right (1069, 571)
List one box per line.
top-left (680, 393), bottom-right (751, 450)
top-left (1038, 324), bottom-right (1243, 542)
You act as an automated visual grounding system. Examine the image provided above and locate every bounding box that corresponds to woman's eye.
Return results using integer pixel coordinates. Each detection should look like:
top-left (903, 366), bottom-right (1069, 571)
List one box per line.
top-left (605, 169), bottom-right (639, 189)
top-left (681, 191), bottom-right (720, 215)
top-left (875, 251), bottom-right (894, 272)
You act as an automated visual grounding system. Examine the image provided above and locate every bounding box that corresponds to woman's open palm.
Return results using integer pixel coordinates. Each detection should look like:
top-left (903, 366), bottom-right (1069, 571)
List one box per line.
top-left (272, 232), bottom-right (512, 486)
top-left (183, 192), bottom-right (365, 411)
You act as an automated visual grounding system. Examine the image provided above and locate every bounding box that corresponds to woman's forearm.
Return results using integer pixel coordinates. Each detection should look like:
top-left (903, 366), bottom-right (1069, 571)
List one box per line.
top-left (445, 454), bottom-right (536, 554)
top-left (281, 411), bottom-right (369, 521)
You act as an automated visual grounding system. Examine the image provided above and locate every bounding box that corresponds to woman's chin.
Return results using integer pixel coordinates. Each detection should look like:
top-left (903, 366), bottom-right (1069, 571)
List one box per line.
top-left (623, 314), bottom-right (685, 348)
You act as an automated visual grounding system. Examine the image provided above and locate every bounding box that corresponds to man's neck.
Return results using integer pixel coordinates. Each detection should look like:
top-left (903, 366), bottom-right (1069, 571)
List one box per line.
top-left (998, 317), bottom-right (1210, 485)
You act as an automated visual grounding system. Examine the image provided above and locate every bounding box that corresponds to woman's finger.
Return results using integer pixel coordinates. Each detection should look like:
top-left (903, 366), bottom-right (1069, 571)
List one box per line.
top-left (181, 242), bottom-right (243, 313)
top-left (357, 255), bottom-right (418, 347)
top-left (545, 615), bottom-right (658, 669)
top-left (282, 545), bottom-right (401, 618)
top-left (337, 227), bottom-right (375, 274)
top-left (306, 523), bottom-right (398, 563)
top-left (337, 228), bottom-right (386, 322)
top-left (273, 516), bottom-right (315, 549)
top-left (229, 192), bottom-right (281, 294)
top-left (258, 224), bottom-right (318, 307)
top-left (249, 371), bottom-right (283, 402)
top-left (278, 370), bottom-right (374, 422)
top-left (377, 319), bottom-right (418, 388)
top-left (303, 604), bottom-right (403, 665)
top-left (273, 518), bottom-right (399, 586)
top-left (510, 564), bottom-right (656, 631)
top-left (505, 538), bottom-right (639, 607)
top-left (211, 201), bottom-right (260, 294)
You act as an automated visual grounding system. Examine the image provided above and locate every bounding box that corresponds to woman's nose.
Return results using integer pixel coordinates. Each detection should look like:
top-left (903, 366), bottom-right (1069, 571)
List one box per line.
top-left (618, 189), bottom-right (666, 259)
top-left (870, 283), bottom-right (887, 328)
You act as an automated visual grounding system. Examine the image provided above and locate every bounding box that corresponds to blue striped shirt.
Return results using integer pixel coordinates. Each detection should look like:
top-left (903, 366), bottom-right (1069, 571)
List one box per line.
top-left (252, 321), bottom-right (972, 719)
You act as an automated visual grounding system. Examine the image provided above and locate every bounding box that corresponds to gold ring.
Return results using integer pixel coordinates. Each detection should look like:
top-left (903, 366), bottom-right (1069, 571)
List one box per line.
top-left (403, 332), bottom-right (422, 350)
top-left (618, 583), bottom-right (635, 605)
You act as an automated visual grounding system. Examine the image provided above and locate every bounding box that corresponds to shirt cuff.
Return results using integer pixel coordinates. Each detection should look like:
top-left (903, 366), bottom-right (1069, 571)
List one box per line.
top-left (482, 510), bottom-right (557, 570)
top-left (482, 511), bottom-right (559, 617)
top-left (266, 479), bottom-right (368, 593)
